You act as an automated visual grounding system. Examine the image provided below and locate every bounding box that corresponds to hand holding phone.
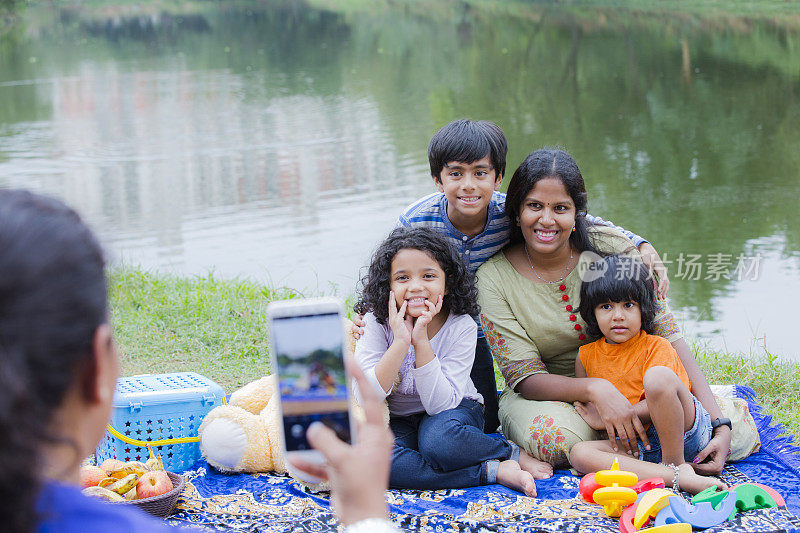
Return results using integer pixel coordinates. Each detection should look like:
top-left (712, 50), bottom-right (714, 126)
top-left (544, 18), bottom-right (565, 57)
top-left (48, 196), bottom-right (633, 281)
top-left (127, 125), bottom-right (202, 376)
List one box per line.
top-left (289, 363), bottom-right (393, 526)
top-left (268, 297), bottom-right (356, 481)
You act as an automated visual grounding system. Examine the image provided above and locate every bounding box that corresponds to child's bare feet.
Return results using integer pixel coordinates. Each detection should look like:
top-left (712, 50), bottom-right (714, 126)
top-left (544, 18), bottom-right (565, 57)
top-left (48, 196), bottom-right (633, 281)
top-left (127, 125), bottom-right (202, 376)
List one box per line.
top-left (677, 463), bottom-right (727, 495)
top-left (497, 459), bottom-right (537, 497)
top-left (518, 449), bottom-right (553, 479)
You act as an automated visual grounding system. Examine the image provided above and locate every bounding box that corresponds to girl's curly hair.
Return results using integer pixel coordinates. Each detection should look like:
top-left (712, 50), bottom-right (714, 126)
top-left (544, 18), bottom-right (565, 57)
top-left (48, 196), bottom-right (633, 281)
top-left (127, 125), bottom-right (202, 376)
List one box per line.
top-left (355, 227), bottom-right (480, 324)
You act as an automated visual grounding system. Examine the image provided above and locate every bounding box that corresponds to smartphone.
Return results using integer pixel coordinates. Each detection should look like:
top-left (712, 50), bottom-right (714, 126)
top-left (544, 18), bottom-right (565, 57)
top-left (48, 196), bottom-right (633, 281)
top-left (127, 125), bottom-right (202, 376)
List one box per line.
top-left (267, 297), bottom-right (355, 478)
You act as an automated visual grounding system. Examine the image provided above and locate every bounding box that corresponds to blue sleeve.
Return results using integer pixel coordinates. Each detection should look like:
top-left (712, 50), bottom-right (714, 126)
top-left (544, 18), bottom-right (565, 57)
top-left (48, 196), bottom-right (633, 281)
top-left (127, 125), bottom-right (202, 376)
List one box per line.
top-left (585, 213), bottom-right (647, 247)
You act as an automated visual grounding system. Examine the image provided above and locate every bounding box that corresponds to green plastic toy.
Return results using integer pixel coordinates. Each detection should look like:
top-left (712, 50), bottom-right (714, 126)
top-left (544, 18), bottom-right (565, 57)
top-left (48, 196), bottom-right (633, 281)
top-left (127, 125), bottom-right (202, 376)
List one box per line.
top-left (732, 483), bottom-right (778, 514)
top-left (691, 486), bottom-right (729, 509)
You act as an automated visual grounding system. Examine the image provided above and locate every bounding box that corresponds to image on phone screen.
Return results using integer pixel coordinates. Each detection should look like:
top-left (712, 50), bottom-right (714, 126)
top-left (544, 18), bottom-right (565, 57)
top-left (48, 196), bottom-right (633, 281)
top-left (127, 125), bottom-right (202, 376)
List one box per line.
top-left (272, 312), bottom-right (351, 451)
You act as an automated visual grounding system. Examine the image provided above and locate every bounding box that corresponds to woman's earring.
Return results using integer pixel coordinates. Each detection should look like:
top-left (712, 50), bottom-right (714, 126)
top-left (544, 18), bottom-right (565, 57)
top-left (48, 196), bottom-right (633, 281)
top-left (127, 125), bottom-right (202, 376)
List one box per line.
top-left (516, 217), bottom-right (521, 227)
top-left (572, 226), bottom-right (576, 232)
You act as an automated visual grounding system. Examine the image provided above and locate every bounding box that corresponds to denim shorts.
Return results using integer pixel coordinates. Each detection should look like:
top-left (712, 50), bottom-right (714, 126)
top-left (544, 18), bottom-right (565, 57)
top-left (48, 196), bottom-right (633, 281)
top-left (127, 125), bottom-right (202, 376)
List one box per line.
top-left (637, 396), bottom-right (713, 463)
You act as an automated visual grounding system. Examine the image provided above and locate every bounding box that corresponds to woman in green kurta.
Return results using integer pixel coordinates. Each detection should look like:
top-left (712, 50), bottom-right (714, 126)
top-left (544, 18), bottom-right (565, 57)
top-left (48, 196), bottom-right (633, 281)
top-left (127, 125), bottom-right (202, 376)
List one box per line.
top-left (476, 148), bottom-right (732, 471)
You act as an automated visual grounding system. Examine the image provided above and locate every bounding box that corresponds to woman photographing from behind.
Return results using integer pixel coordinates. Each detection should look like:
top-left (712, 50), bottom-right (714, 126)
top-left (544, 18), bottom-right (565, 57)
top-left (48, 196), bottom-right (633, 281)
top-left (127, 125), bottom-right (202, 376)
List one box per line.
top-left (0, 190), bottom-right (396, 533)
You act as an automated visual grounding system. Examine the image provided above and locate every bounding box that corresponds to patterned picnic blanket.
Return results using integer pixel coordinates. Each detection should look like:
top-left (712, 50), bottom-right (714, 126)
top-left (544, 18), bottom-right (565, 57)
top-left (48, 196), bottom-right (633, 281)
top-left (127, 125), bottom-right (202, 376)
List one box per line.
top-left (168, 386), bottom-right (800, 532)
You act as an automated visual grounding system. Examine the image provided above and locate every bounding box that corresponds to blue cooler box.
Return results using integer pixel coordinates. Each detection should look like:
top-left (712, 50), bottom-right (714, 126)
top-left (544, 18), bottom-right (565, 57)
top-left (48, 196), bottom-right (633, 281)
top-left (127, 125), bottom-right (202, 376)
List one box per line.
top-left (96, 372), bottom-right (225, 473)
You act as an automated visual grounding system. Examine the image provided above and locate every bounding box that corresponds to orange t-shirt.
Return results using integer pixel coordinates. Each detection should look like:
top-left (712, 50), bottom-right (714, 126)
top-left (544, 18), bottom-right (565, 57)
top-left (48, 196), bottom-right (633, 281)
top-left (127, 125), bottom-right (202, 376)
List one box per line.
top-left (578, 331), bottom-right (691, 405)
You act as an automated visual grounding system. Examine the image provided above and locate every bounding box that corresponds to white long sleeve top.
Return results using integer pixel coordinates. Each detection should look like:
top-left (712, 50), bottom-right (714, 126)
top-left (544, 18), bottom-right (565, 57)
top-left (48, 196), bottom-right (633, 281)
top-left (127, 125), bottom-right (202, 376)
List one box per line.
top-left (354, 311), bottom-right (482, 416)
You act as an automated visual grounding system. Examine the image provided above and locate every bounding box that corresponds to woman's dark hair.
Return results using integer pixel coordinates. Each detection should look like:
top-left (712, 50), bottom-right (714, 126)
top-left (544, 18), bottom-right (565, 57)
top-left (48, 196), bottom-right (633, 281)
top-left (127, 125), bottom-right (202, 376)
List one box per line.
top-left (428, 119), bottom-right (507, 181)
top-left (578, 254), bottom-right (659, 338)
top-left (0, 190), bottom-right (107, 532)
top-left (355, 227), bottom-right (479, 324)
top-left (505, 147), bottom-right (601, 256)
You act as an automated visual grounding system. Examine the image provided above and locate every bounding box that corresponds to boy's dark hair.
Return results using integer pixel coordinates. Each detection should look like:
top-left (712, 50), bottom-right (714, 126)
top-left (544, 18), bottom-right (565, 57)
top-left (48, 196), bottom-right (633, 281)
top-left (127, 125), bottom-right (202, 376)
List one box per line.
top-left (428, 119), bottom-right (507, 182)
top-left (578, 254), bottom-right (659, 338)
top-left (355, 227), bottom-right (480, 324)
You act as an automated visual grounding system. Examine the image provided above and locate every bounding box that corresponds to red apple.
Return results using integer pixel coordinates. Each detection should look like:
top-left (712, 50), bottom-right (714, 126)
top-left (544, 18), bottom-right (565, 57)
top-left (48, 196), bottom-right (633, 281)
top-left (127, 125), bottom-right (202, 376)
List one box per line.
top-left (79, 465), bottom-right (108, 488)
top-left (99, 458), bottom-right (125, 473)
top-left (136, 470), bottom-right (173, 499)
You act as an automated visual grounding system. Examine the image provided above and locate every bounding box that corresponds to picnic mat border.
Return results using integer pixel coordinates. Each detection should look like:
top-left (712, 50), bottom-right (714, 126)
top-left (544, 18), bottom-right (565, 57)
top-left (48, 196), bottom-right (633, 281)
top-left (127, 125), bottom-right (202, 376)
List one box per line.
top-left (167, 385), bottom-right (800, 532)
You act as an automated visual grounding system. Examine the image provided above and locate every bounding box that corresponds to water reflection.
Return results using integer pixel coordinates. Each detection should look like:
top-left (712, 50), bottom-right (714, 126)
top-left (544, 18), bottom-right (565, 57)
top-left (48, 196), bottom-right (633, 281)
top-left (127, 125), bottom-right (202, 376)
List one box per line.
top-left (0, 2), bottom-right (799, 359)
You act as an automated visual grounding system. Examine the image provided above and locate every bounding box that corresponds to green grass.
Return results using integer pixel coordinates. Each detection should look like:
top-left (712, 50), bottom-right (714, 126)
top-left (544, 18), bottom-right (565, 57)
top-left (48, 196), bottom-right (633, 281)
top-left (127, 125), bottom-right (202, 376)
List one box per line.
top-left (694, 345), bottom-right (800, 440)
top-left (112, 267), bottom-right (799, 439)
top-left (109, 267), bottom-right (298, 392)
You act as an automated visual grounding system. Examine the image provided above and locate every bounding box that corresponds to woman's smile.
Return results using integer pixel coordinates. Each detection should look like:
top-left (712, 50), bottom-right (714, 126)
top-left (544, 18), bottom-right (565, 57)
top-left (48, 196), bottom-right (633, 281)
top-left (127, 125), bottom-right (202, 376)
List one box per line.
top-left (533, 228), bottom-right (559, 243)
top-left (519, 177), bottom-right (576, 255)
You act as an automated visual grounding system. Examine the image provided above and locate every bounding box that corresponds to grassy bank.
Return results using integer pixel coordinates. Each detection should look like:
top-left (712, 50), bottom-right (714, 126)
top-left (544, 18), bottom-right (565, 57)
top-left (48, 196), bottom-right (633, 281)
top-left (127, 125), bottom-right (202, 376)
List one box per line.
top-left (111, 267), bottom-right (800, 440)
top-left (110, 267), bottom-right (292, 390)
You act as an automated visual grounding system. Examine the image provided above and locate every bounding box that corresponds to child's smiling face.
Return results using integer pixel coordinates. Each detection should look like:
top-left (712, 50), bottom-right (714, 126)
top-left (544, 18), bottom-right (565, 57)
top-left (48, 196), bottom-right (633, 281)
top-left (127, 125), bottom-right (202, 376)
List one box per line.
top-left (594, 300), bottom-right (642, 344)
top-left (390, 248), bottom-right (447, 318)
top-left (435, 155), bottom-right (502, 227)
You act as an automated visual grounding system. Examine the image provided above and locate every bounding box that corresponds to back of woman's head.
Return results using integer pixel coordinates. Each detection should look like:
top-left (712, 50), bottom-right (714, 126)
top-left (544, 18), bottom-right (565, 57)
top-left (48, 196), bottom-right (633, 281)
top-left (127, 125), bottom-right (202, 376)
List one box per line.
top-left (578, 254), bottom-right (658, 338)
top-left (354, 227), bottom-right (479, 324)
top-left (506, 147), bottom-right (598, 254)
top-left (0, 190), bottom-right (107, 532)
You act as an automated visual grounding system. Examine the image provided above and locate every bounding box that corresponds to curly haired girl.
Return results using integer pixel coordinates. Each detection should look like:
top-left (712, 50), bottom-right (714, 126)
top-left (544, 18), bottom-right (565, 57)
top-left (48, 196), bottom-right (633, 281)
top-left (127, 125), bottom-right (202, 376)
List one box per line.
top-left (354, 227), bottom-right (552, 494)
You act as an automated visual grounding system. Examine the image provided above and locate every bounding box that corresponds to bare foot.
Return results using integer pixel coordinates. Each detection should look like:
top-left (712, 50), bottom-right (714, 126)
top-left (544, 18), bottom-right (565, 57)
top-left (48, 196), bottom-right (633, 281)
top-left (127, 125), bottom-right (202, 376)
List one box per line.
top-left (518, 449), bottom-right (553, 480)
top-left (677, 463), bottom-right (727, 495)
top-left (497, 459), bottom-right (536, 497)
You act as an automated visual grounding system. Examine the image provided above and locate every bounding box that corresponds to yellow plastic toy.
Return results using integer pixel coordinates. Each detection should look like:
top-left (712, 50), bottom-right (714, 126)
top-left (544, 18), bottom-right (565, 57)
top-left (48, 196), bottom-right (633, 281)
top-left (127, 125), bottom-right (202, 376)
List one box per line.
top-left (595, 458), bottom-right (638, 487)
top-left (592, 458), bottom-right (638, 517)
top-left (647, 525), bottom-right (692, 533)
top-left (634, 488), bottom-right (678, 528)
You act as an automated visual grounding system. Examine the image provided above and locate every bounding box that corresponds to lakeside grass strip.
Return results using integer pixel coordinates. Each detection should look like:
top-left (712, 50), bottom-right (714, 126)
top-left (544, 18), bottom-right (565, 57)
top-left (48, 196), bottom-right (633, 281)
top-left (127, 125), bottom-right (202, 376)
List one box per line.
top-left (109, 267), bottom-right (296, 392)
top-left (111, 267), bottom-right (800, 440)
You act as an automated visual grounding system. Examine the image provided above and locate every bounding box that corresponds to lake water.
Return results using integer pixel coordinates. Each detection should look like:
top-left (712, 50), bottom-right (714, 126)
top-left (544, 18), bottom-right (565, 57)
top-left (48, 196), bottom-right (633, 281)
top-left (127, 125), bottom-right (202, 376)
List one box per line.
top-left (1, 3), bottom-right (799, 360)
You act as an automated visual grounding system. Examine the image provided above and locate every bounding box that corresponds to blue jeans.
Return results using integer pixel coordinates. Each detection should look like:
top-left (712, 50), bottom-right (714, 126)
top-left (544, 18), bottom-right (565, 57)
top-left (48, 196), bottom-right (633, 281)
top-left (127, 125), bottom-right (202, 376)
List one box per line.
top-left (637, 396), bottom-right (713, 463)
top-left (389, 398), bottom-right (517, 489)
top-left (471, 335), bottom-right (500, 433)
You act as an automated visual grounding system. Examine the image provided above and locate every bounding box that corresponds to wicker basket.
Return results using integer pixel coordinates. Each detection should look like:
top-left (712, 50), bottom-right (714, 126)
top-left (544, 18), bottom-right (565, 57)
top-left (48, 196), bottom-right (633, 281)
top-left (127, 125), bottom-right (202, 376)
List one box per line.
top-left (124, 471), bottom-right (186, 518)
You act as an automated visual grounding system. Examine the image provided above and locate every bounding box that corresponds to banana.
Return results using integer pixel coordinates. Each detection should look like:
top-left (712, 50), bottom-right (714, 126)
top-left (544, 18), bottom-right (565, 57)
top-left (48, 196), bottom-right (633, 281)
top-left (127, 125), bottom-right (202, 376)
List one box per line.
top-left (145, 456), bottom-right (164, 471)
top-left (107, 467), bottom-right (131, 480)
top-left (107, 461), bottom-right (150, 480)
top-left (105, 473), bottom-right (139, 495)
top-left (83, 486), bottom-right (125, 502)
top-left (98, 477), bottom-right (118, 488)
top-left (123, 487), bottom-right (137, 501)
top-left (145, 445), bottom-right (165, 471)
top-left (123, 461), bottom-right (150, 477)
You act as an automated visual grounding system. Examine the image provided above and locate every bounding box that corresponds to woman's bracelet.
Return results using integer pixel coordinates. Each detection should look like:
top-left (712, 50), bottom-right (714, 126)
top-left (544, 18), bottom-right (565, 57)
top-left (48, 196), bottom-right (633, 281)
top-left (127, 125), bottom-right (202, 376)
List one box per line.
top-left (663, 462), bottom-right (680, 492)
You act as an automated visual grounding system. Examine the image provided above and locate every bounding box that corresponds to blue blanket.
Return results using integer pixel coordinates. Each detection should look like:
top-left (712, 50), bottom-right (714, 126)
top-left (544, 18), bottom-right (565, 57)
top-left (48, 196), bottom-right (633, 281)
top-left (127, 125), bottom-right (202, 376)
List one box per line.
top-left (169, 386), bottom-right (800, 532)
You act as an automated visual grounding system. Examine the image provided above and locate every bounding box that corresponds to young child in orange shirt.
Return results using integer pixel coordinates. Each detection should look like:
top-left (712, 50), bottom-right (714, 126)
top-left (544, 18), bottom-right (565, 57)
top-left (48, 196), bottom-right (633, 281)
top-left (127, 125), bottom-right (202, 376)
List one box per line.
top-left (569, 254), bottom-right (726, 494)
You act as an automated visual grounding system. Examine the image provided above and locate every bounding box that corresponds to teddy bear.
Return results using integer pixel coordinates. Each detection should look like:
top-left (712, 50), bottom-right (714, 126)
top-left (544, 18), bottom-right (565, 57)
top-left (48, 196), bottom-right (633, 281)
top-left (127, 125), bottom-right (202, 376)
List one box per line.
top-left (198, 374), bottom-right (288, 475)
top-left (198, 373), bottom-right (390, 485)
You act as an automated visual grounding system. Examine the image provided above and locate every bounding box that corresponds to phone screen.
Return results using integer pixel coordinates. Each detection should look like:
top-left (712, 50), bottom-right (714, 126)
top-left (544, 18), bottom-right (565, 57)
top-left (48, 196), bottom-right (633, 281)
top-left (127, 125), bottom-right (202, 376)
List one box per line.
top-left (271, 311), bottom-right (351, 451)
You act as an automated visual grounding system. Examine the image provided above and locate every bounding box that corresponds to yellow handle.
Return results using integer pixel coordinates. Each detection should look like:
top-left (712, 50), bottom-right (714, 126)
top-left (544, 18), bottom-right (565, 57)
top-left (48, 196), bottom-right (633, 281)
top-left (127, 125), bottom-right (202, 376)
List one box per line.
top-left (105, 424), bottom-right (199, 447)
top-left (105, 396), bottom-right (227, 447)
